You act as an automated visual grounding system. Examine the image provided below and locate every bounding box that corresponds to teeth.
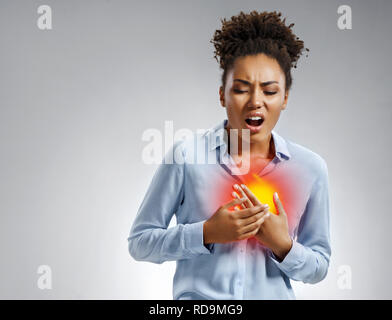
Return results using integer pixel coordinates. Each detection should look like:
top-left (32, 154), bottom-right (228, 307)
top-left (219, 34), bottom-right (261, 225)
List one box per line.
top-left (247, 116), bottom-right (262, 120)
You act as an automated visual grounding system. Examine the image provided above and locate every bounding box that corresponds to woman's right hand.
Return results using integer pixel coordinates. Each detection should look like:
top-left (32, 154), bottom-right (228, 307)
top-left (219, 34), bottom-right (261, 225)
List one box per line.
top-left (203, 197), bottom-right (270, 244)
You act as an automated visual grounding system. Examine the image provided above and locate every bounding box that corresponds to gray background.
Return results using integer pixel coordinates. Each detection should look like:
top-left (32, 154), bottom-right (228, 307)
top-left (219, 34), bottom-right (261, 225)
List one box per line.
top-left (0, 0), bottom-right (391, 299)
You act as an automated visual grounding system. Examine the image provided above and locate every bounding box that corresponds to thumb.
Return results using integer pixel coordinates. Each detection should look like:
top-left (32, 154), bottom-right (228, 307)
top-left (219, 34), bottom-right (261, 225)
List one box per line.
top-left (273, 192), bottom-right (287, 217)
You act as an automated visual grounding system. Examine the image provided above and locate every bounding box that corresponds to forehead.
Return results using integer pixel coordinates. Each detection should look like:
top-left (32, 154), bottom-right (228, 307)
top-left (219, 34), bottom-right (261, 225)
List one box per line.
top-left (228, 53), bottom-right (284, 84)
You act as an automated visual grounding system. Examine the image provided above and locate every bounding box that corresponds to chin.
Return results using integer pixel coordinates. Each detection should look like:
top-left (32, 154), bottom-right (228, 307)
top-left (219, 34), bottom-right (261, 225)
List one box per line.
top-left (250, 129), bottom-right (269, 142)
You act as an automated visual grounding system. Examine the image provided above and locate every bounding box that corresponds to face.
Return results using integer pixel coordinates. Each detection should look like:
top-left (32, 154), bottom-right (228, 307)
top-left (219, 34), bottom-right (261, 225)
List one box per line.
top-left (219, 53), bottom-right (289, 146)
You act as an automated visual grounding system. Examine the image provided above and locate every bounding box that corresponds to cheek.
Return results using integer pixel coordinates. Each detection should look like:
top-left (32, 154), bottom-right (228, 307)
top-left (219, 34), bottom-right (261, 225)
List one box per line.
top-left (226, 103), bottom-right (243, 120)
top-left (267, 110), bottom-right (282, 127)
top-left (227, 92), bottom-right (247, 106)
top-left (266, 93), bottom-right (285, 105)
top-left (266, 96), bottom-right (285, 117)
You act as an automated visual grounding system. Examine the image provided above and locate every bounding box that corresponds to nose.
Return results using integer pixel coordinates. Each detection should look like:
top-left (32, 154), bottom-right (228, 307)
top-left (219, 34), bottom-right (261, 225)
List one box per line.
top-left (248, 87), bottom-right (263, 109)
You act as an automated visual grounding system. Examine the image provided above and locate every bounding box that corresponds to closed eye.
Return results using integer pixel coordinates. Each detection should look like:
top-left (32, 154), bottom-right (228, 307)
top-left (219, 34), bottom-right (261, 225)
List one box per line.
top-left (234, 89), bottom-right (277, 95)
top-left (233, 89), bottom-right (247, 93)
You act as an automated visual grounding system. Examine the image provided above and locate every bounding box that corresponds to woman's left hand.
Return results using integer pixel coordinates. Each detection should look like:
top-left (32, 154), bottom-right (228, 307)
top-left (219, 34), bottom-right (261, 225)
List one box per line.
top-left (233, 184), bottom-right (293, 262)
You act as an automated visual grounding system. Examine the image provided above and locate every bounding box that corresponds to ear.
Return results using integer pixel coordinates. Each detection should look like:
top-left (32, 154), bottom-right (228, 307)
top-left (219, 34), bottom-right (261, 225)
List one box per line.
top-left (281, 90), bottom-right (289, 110)
top-left (219, 86), bottom-right (225, 107)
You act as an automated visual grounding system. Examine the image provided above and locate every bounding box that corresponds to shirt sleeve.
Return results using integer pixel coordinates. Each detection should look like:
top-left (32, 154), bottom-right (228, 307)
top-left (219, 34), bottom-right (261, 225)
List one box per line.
top-left (127, 140), bottom-right (214, 264)
top-left (268, 157), bottom-right (331, 284)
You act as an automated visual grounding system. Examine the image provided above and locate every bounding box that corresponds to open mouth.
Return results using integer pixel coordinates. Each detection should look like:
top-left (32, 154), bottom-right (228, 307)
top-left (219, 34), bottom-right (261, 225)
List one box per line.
top-left (245, 117), bottom-right (264, 127)
top-left (244, 115), bottom-right (264, 133)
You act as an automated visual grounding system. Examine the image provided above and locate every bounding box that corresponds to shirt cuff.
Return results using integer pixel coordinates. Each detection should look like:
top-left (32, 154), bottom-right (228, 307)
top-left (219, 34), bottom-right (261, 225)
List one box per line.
top-left (185, 220), bottom-right (215, 255)
top-left (268, 240), bottom-right (305, 273)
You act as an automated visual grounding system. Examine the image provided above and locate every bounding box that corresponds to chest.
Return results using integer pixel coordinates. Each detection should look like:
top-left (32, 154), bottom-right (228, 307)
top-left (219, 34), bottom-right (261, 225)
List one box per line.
top-left (180, 161), bottom-right (313, 237)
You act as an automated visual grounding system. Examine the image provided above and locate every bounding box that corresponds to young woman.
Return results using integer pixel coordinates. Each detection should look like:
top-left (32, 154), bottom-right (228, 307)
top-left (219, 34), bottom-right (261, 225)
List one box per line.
top-left (128, 10), bottom-right (331, 300)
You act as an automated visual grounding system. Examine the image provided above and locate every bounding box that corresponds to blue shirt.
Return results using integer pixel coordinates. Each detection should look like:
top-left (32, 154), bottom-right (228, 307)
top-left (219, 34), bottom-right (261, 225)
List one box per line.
top-left (128, 119), bottom-right (331, 300)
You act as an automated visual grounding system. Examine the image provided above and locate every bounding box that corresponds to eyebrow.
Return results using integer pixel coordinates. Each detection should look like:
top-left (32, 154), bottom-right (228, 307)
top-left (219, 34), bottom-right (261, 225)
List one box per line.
top-left (233, 79), bottom-right (279, 86)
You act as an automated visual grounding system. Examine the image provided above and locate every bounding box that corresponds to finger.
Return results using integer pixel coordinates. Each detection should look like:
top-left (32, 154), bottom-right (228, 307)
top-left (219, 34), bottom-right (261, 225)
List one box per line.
top-left (239, 220), bottom-right (260, 235)
top-left (240, 184), bottom-right (263, 206)
top-left (235, 204), bottom-right (267, 219)
top-left (222, 197), bottom-right (247, 210)
top-left (234, 184), bottom-right (253, 208)
top-left (240, 207), bottom-right (270, 226)
top-left (238, 226), bottom-right (260, 240)
top-left (273, 192), bottom-right (286, 217)
top-left (232, 191), bottom-right (247, 209)
top-left (239, 212), bottom-right (270, 234)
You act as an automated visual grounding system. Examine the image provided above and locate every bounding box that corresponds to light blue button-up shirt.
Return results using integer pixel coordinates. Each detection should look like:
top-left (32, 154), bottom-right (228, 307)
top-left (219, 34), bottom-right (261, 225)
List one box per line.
top-left (128, 119), bottom-right (331, 300)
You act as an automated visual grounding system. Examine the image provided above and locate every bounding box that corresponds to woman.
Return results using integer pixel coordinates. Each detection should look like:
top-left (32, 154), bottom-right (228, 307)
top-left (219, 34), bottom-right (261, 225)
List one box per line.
top-left (128, 10), bottom-right (331, 300)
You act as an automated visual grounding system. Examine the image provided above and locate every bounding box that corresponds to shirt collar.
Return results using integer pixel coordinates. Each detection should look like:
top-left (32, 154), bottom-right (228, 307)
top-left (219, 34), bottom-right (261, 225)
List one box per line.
top-left (207, 119), bottom-right (291, 161)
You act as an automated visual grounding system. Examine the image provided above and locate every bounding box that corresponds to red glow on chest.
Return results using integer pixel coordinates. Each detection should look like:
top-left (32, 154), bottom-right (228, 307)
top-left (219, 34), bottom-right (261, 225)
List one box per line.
top-left (213, 166), bottom-right (302, 230)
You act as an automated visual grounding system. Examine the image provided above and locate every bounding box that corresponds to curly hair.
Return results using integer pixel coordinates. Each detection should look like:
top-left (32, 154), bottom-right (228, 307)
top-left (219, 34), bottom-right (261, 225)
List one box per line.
top-left (210, 10), bottom-right (309, 92)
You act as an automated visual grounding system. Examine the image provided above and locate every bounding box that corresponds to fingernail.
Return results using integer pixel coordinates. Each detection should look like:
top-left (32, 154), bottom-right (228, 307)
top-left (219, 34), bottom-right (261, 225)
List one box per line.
top-left (241, 184), bottom-right (246, 188)
top-left (234, 184), bottom-right (239, 190)
top-left (232, 191), bottom-right (237, 197)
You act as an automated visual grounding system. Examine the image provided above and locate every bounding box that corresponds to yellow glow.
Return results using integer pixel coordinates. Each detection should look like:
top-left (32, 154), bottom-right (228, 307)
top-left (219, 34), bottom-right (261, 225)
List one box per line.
top-left (247, 174), bottom-right (277, 215)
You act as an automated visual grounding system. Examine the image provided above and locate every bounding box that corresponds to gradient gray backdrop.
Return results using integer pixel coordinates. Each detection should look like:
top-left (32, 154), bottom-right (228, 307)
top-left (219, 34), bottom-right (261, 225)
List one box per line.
top-left (1, 0), bottom-right (391, 299)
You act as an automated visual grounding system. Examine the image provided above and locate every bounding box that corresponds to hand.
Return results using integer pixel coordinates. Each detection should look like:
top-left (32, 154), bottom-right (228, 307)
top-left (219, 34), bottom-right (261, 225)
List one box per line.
top-left (203, 197), bottom-right (270, 244)
top-left (233, 184), bottom-right (293, 261)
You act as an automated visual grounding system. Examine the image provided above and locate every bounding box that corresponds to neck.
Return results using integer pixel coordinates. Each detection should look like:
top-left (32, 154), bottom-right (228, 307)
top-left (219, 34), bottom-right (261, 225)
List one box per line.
top-left (226, 126), bottom-right (275, 160)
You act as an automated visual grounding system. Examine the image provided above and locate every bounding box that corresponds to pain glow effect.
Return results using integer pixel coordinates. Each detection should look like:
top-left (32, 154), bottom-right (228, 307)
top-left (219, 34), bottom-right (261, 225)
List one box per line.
top-left (246, 174), bottom-right (279, 215)
top-left (214, 167), bottom-right (304, 232)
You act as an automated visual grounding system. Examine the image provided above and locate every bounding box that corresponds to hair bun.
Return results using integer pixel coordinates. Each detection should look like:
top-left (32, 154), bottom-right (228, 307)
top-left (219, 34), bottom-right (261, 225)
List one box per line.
top-left (212, 10), bottom-right (308, 68)
top-left (211, 10), bottom-right (309, 90)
